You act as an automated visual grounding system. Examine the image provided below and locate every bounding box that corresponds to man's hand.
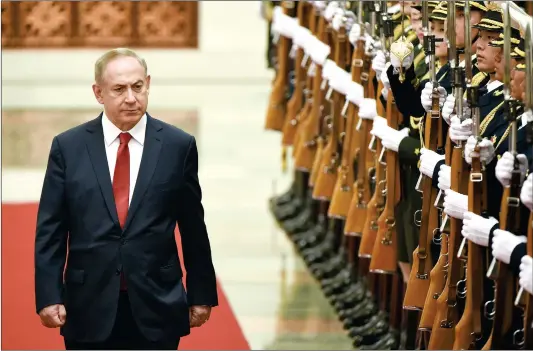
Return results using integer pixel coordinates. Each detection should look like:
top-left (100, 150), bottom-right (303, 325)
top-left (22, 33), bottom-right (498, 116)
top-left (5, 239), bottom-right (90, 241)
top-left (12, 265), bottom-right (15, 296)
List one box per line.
top-left (189, 305), bottom-right (212, 328)
top-left (39, 304), bottom-right (66, 328)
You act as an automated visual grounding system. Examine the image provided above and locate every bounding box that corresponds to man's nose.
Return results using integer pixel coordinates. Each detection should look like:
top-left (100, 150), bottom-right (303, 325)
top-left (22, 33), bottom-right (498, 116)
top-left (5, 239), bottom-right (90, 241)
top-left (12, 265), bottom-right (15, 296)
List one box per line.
top-left (125, 88), bottom-right (136, 103)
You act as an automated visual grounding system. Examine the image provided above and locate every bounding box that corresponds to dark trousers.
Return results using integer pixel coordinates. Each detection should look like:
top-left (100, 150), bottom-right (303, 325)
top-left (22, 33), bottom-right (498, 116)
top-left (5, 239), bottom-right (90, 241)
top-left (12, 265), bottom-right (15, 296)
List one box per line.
top-left (64, 292), bottom-right (180, 350)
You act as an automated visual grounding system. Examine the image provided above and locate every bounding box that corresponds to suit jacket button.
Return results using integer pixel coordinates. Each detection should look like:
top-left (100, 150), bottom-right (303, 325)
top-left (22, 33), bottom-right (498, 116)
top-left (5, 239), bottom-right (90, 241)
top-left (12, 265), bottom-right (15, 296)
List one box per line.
top-left (115, 269), bottom-right (121, 276)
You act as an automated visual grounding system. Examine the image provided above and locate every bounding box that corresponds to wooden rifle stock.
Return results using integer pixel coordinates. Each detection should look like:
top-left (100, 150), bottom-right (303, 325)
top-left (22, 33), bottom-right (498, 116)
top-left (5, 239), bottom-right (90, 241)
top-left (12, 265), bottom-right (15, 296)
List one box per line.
top-left (358, 74), bottom-right (386, 257)
top-left (344, 39), bottom-right (373, 235)
top-left (419, 110), bottom-right (451, 332)
top-left (428, 145), bottom-right (469, 350)
top-left (453, 142), bottom-right (487, 350)
top-left (369, 89), bottom-right (401, 274)
top-left (294, 10), bottom-right (324, 172)
top-left (328, 25), bottom-right (356, 218)
top-left (281, 1), bottom-right (309, 146)
top-left (307, 21), bottom-right (333, 188)
top-left (264, 2), bottom-right (293, 132)
top-left (404, 84), bottom-right (441, 311)
top-left (312, 26), bottom-right (346, 201)
top-left (483, 169), bottom-right (522, 350)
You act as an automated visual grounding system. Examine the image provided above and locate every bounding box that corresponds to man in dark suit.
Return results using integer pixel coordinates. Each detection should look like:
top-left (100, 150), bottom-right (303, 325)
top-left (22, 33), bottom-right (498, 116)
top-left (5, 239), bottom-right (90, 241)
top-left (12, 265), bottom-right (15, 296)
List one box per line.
top-left (34, 48), bottom-right (218, 350)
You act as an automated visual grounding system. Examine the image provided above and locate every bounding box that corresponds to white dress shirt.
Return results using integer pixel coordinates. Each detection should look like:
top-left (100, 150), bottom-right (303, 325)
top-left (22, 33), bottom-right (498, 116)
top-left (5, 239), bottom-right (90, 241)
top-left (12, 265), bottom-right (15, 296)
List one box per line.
top-left (102, 112), bottom-right (147, 206)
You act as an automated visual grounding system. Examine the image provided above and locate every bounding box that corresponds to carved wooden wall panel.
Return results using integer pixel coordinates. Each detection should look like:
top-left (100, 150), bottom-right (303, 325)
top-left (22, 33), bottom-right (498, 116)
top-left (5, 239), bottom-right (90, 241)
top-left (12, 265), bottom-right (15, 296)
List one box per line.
top-left (2, 1), bottom-right (198, 49)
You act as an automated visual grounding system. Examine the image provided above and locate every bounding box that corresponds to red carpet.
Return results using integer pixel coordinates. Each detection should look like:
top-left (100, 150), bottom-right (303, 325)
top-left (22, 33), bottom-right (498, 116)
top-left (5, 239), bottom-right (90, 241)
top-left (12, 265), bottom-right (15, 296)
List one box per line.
top-left (1, 203), bottom-right (250, 350)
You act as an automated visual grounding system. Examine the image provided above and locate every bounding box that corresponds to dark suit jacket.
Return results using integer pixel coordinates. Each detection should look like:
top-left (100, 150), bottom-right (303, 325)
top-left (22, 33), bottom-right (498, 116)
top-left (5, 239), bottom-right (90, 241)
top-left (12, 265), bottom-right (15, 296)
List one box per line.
top-left (34, 113), bottom-right (218, 343)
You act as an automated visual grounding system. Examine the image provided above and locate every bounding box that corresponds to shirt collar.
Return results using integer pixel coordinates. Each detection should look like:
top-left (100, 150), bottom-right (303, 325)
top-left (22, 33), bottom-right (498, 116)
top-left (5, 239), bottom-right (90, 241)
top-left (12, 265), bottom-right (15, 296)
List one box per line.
top-left (102, 111), bottom-right (147, 146)
top-left (486, 80), bottom-right (503, 93)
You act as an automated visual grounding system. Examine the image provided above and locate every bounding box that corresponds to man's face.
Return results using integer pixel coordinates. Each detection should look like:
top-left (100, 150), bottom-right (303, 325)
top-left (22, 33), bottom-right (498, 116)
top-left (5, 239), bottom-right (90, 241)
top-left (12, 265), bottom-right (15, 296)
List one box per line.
top-left (455, 9), bottom-right (482, 48)
top-left (494, 48), bottom-right (517, 82)
top-left (431, 21), bottom-right (448, 58)
top-left (411, 8), bottom-right (424, 41)
top-left (476, 30), bottom-right (500, 73)
top-left (92, 56), bottom-right (150, 130)
top-left (402, 1), bottom-right (414, 15)
top-left (511, 67), bottom-right (525, 100)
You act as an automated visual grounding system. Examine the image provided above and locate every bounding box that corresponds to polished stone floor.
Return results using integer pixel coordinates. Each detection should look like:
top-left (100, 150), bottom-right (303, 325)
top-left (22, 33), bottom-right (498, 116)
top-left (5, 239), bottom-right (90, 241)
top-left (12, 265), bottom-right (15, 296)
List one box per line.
top-left (1, 88), bottom-right (353, 349)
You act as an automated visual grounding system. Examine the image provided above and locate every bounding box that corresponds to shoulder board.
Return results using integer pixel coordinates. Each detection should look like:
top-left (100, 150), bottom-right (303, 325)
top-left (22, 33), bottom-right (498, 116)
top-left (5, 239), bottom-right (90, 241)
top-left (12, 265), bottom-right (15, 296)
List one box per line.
top-left (472, 71), bottom-right (489, 87)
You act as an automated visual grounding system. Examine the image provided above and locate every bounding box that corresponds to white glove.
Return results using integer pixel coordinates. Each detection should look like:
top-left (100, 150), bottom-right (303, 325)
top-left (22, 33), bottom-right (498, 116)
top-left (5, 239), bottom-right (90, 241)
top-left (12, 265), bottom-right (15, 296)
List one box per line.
top-left (321, 59), bottom-right (336, 80)
top-left (293, 26), bottom-right (312, 52)
top-left (438, 164), bottom-right (451, 191)
top-left (495, 152), bottom-right (529, 187)
top-left (380, 63), bottom-right (391, 90)
top-left (359, 98), bottom-right (378, 120)
top-left (324, 1), bottom-right (340, 21)
top-left (381, 127), bottom-right (409, 152)
top-left (346, 82), bottom-right (364, 107)
top-left (462, 212), bottom-right (498, 247)
top-left (442, 95), bottom-right (471, 124)
top-left (449, 115), bottom-right (473, 143)
top-left (309, 37), bottom-right (331, 66)
top-left (443, 189), bottom-right (468, 220)
top-left (332, 11), bottom-right (355, 32)
top-left (370, 116), bottom-right (388, 138)
top-left (328, 65), bottom-right (351, 95)
top-left (313, 1), bottom-right (327, 11)
top-left (348, 24), bottom-right (368, 45)
top-left (419, 148), bottom-right (445, 178)
top-left (519, 256), bottom-right (533, 295)
top-left (492, 230), bottom-right (527, 264)
top-left (365, 36), bottom-right (382, 57)
top-left (464, 136), bottom-right (495, 165)
top-left (372, 50), bottom-right (387, 78)
top-left (521, 173), bottom-right (533, 211)
top-left (441, 94), bottom-right (455, 125)
top-left (421, 82), bottom-right (447, 113)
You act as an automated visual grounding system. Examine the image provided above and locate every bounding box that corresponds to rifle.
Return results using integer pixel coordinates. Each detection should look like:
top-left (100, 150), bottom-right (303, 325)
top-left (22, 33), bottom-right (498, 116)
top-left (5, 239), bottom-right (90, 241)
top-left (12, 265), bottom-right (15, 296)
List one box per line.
top-left (453, 1), bottom-right (487, 347)
top-left (428, 1), bottom-right (471, 348)
top-left (308, 16), bottom-right (335, 190)
top-left (419, 0), bottom-right (456, 336)
top-left (312, 16), bottom-right (347, 202)
top-left (281, 1), bottom-right (310, 150)
top-left (294, 8), bottom-right (328, 174)
top-left (516, 19), bottom-right (533, 350)
top-left (404, 0), bottom-right (441, 311)
top-left (484, 4), bottom-right (522, 349)
top-left (357, 2), bottom-right (385, 258)
top-left (329, 12), bottom-right (357, 219)
top-left (369, 4), bottom-right (402, 275)
top-left (265, 1), bottom-right (295, 132)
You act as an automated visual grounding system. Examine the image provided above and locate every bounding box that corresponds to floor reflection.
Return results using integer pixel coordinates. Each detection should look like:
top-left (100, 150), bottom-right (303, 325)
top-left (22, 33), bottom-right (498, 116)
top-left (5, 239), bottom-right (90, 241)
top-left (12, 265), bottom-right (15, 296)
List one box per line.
top-left (1, 106), bottom-right (352, 350)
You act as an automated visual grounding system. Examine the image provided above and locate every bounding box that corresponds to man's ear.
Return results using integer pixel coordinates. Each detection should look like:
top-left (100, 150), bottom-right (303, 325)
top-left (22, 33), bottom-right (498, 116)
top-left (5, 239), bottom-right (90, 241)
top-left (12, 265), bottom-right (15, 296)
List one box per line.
top-left (145, 75), bottom-right (151, 94)
top-left (92, 84), bottom-right (104, 104)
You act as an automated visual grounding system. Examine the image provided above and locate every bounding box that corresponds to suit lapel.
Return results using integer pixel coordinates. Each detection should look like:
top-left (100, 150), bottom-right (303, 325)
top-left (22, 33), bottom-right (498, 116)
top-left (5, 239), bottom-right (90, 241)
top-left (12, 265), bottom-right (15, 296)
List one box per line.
top-left (85, 114), bottom-right (120, 226)
top-left (123, 115), bottom-right (163, 232)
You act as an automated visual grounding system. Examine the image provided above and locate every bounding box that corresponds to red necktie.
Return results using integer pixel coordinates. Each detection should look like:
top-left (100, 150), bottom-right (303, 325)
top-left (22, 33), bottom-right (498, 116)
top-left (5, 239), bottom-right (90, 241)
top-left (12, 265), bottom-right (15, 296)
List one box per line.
top-left (112, 132), bottom-right (132, 290)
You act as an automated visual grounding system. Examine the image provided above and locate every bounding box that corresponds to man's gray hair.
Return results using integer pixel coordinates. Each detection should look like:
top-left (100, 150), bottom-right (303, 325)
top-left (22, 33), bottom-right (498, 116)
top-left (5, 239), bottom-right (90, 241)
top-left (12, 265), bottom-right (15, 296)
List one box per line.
top-left (94, 48), bottom-right (148, 84)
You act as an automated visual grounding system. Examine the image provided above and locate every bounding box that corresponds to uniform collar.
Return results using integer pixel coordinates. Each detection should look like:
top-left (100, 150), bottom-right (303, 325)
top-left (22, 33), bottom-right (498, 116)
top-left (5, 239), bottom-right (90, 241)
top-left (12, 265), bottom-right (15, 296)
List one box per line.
top-left (486, 80), bottom-right (503, 93)
top-left (102, 111), bottom-right (147, 146)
